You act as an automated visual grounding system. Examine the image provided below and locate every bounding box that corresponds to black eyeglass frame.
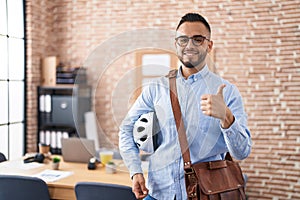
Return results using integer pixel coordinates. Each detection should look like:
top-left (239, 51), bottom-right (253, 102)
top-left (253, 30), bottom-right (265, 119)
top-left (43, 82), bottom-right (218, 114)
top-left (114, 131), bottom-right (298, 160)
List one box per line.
top-left (175, 35), bottom-right (210, 47)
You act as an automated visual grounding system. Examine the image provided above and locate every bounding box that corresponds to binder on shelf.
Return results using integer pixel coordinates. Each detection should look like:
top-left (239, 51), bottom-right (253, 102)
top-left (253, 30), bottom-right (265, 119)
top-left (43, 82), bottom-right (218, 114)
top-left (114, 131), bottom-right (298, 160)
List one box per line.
top-left (50, 131), bottom-right (57, 154)
top-left (45, 130), bottom-right (51, 146)
top-left (57, 131), bottom-right (62, 149)
top-left (56, 131), bottom-right (63, 155)
top-left (39, 95), bottom-right (45, 112)
top-left (45, 95), bottom-right (52, 113)
top-left (63, 132), bottom-right (69, 139)
top-left (39, 130), bottom-right (45, 144)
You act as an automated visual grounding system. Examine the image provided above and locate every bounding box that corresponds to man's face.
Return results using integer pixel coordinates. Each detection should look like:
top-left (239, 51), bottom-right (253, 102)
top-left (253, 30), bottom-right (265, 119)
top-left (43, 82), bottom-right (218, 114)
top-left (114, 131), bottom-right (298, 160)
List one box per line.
top-left (175, 22), bottom-right (213, 69)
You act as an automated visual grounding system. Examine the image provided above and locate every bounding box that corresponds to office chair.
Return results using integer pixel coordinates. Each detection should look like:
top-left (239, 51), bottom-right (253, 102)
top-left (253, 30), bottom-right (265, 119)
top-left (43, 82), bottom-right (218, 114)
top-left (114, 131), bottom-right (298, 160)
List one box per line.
top-left (75, 182), bottom-right (137, 200)
top-left (0, 152), bottom-right (7, 162)
top-left (0, 175), bottom-right (50, 200)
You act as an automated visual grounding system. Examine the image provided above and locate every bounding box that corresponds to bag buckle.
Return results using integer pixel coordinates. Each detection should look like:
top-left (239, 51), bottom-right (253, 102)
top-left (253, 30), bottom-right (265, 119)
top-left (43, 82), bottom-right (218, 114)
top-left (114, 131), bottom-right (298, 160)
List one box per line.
top-left (184, 167), bottom-right (194, 175)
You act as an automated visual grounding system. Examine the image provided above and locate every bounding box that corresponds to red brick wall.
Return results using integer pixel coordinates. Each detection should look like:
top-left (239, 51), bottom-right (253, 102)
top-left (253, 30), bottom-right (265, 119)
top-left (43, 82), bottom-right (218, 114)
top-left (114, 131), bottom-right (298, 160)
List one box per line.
top-left (26, 0), bottom-right (300, 199)
top-left (25, 0), bottom-right (58, 151)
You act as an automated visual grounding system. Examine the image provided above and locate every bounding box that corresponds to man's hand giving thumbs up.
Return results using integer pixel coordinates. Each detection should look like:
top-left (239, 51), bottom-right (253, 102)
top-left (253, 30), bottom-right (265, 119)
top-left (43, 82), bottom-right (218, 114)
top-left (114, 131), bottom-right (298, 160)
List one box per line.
top-left (200, 84), bottom-right (235, 129)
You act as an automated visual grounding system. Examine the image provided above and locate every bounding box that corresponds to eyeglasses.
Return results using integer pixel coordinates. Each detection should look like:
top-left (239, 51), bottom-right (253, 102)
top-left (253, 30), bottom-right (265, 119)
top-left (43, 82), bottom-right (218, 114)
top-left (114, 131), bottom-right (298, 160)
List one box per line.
top-left (175, 35), bottom-right (210, 47)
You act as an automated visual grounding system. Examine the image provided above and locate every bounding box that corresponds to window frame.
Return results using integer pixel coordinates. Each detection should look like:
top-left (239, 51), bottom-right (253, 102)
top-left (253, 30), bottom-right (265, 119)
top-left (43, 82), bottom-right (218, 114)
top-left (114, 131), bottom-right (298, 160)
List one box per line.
top-left (0, 0), bottom-right (26, 159)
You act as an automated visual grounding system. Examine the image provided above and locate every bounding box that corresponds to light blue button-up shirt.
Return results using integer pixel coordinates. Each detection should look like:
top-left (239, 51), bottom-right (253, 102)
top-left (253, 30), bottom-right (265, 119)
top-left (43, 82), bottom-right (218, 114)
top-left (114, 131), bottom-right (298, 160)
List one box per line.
top-left (119, 65), bottom-right (252, 200)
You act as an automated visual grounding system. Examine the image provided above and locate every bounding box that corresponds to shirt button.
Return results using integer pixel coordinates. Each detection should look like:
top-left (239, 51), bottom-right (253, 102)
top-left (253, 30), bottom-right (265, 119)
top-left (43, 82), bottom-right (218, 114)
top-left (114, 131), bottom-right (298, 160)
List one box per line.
top-left (194, 78), bottom-right (197, 81)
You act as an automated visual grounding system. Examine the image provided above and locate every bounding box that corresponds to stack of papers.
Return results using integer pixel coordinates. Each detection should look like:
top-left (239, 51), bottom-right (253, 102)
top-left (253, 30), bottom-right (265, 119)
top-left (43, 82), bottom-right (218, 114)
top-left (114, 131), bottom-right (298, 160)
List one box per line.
top-left (32, 169), bottom-right (73, 182)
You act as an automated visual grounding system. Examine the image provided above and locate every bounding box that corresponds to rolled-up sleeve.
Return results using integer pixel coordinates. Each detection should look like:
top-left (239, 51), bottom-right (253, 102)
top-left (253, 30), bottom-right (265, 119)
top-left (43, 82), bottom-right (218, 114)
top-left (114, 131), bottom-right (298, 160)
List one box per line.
top-left (119, 84), bottom-right (155, 177)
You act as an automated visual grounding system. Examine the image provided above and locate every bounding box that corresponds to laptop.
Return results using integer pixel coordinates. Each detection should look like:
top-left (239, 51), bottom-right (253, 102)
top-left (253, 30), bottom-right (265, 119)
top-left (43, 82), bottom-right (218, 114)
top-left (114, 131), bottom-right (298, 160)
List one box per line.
top-left (61, 138), bottom-right (96, 163)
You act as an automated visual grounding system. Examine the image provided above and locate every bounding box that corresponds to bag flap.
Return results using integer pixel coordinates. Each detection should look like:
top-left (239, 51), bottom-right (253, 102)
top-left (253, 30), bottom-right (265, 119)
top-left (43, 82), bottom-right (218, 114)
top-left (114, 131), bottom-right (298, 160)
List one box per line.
top-left (194, 160), bottom-right (245, 195)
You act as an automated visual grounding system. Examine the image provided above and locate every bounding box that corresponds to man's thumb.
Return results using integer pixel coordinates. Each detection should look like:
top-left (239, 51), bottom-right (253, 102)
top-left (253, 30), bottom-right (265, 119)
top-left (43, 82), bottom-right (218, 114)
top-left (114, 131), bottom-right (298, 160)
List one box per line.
top-left (217, 84), bottom-right (226, 95)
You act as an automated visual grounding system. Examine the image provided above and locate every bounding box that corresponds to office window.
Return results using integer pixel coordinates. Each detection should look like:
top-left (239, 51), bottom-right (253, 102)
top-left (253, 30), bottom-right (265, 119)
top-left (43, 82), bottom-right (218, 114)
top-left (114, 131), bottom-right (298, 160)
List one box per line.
top-left (132, 50), bottom-right (178, 102)
top-left (0, 0), bottom-right (25, 160)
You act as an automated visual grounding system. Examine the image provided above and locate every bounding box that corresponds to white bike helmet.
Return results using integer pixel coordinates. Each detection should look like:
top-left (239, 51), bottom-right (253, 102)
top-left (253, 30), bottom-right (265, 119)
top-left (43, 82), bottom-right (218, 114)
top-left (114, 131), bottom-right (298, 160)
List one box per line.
top-left (133, 112), bottom-right (159, 153)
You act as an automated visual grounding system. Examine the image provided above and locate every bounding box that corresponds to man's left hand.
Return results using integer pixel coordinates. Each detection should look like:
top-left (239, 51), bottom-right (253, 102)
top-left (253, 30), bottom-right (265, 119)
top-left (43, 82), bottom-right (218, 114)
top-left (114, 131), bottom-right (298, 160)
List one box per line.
top-left (201, 84), bottom-right (234, 128)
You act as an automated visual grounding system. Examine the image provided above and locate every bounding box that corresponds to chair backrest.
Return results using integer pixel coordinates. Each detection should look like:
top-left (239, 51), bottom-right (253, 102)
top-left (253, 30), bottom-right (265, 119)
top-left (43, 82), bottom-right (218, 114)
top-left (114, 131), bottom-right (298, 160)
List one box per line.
top-left (0, 152), bottom-right (7, 162)
top-left (75, 182), bottom-right (137, 200)
top-left (0, 175), bottom-right (50, 200)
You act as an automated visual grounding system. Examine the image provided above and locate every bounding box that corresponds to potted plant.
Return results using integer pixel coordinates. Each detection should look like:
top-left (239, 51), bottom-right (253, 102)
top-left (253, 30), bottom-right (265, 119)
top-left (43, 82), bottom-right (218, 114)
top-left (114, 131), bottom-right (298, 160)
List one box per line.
top-left (52, 156), bottom-right (61, 170)
top-left (105, 161), bottom-right (116, 174)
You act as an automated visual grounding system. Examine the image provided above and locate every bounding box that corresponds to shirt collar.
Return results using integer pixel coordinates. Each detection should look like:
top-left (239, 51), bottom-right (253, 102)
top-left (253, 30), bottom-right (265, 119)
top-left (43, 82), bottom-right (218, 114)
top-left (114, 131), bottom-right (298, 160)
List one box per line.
top-left (178, 65), bottom-right (210, 82)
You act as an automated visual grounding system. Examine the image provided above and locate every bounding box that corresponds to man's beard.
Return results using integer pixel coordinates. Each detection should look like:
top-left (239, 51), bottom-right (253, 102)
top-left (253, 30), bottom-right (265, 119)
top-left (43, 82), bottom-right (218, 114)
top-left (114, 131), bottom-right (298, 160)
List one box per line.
top-left (178, 49), bottom-right (207, 69)
top-left (181, 60), bottom-right (195, 68)
top-left (180, 59), bottom-right (196, 69)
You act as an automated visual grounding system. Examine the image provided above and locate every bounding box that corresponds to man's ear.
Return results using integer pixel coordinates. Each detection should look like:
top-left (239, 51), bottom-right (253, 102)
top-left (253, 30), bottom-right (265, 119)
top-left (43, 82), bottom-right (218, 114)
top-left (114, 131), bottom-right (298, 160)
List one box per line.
top-left (207, 40), bottom-right (213, 53)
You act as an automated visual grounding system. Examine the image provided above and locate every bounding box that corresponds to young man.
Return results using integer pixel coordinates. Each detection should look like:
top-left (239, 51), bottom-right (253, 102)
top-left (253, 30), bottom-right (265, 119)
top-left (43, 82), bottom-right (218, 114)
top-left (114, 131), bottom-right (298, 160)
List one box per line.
top-left (119, 13), bottom-right (252, 200)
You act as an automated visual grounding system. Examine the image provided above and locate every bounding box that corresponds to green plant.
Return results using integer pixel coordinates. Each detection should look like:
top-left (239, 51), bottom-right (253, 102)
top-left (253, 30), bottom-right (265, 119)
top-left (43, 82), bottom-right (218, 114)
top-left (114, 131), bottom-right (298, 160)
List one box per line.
top-left (52, 156), bottom-right (61, 163)
top-left (107, 161), bottom-right (115, 165)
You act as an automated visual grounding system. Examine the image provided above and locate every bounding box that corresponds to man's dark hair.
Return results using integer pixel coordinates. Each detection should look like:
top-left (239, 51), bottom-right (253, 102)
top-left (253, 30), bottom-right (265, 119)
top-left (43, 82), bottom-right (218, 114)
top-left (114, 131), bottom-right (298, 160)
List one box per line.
top-left (176, 13), bottom-right (211, 34)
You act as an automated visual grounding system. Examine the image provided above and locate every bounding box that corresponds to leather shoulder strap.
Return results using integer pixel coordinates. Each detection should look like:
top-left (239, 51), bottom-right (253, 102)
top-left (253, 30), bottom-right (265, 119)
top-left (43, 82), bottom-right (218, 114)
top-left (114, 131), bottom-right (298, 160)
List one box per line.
top-left (168, 70), bottom-right (192, 169)
top-left (165, 69), bottom-right (178, 78)
top-left (168, 70), bottom-right (233, 167)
